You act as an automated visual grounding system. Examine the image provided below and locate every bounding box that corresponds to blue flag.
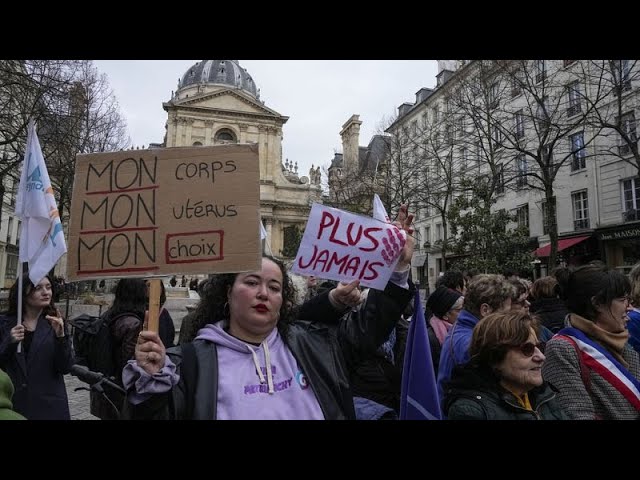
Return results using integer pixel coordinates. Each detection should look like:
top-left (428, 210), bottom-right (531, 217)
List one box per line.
top-left (400, 289), bottom-right (442, 420)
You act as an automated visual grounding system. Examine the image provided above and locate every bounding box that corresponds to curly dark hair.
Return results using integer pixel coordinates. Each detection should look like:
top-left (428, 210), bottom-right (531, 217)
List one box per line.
top-left (6, 274), bottom-right (57, 317)
top-left (192, 256), bottom-right (297, 337)
top-left (436, 270), bottom-right (465, 292)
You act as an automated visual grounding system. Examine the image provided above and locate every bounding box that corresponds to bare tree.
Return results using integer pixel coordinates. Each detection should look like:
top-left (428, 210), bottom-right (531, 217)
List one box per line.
top-left (325, 123), bottom-right (414, 217)
top-left (388, 105), bottom-right (465, 270)
top-left (583, 60), bottom-right (640, 176)
top-left (40, 61), bottom-right (130, 223)
top-left (446, 61), bottom-right (522, 272)
top-left (486, 60), bottom-right (606, 266)
top-left (324, 160), bottom-right (380, 215)
top-left (0, 60), bottom-right (83, 225)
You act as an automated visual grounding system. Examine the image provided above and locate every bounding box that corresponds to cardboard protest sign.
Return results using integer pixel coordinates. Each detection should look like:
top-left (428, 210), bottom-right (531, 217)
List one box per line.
top-left (292, 203), bottom-right (406, 290)
top-left (67, 144), bottom-right (261, 281)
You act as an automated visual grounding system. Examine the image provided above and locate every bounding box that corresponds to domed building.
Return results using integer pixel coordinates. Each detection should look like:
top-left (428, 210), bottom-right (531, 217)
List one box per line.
top-left (160, 60), bottom-right (322, 258)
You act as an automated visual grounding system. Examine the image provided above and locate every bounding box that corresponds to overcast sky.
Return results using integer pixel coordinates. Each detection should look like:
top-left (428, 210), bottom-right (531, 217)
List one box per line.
top-left (94, 60), bottom-right (439, 179)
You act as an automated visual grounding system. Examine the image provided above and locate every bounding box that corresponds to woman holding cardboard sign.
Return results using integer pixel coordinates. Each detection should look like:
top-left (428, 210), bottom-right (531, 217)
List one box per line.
top-left (121, 205), bottom-right (415, 419)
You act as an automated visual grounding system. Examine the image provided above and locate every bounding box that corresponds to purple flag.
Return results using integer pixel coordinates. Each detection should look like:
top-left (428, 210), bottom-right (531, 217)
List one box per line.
top-left (400, 289), bottom-right (442, 420)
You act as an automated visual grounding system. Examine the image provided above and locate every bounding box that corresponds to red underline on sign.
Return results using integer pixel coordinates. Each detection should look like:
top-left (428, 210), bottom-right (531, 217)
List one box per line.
top-left (86, 185), bottom-right (159, 195)
top-left (77, 266), bottom-right (160, 274)
top-left (80, 226), bottom-right (158, 235)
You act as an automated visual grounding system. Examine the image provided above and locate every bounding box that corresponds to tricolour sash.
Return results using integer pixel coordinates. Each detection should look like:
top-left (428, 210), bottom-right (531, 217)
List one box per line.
top-left (556, 327), bottom-right (640, 412)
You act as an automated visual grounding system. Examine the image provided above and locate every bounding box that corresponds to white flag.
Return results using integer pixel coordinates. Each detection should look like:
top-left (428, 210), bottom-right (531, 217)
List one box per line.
top-left (260, 220), bottom-right (267, 240)
top-left (372, 194), bottom-right (390, 223)
top-left (15, 121), bottom-right (67, 285)
top-left (372, 194), bottom-right (407, 246)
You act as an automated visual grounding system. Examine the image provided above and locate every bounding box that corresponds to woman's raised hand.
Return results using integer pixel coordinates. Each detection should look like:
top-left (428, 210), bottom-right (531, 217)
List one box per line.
top-left (393, 204), bottom-right (414, 271)
top-left (135, 311), bottom-right (166, 375)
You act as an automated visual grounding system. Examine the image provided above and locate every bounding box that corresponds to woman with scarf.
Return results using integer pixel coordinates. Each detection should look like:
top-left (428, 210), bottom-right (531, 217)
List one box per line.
top-left (426, 286), bottom-right (463, 376)
top-left (542, 263), bottom-right (639, 420)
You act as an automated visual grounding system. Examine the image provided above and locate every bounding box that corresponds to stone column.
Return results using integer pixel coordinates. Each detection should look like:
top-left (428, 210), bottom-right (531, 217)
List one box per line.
top-left (175, 118), bottom-right (185, 147)
top-left (204, 120), bottom-right (214, 146)
top-left (238, 123), bottom-right (248, 143)
top-left (258, 125), bottom-right (268, 179)
top-left (168, 116), bottom-right (178, 147)
top-left (185, 118), bottom-right (195, 145)
top-left (270, 219), bottom-right (281, 256)
top-left (266, 126), bottom-right (280, 181)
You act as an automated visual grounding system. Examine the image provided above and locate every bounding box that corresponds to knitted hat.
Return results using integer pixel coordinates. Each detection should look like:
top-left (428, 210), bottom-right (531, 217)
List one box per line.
top-left (426, 286), bottom-right (462, 319)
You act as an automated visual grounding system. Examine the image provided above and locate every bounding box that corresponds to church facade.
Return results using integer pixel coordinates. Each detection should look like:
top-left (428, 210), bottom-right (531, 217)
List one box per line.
top-left (159, 60), bottom-right (322, 258)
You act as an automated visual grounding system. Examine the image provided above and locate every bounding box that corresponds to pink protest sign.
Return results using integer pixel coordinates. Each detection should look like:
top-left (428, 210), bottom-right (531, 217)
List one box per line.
top-left (292, 203), bottom-right (406, 290)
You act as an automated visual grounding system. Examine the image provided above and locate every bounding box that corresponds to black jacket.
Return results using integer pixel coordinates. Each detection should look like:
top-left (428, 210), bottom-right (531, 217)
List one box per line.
top-left (530, 297), bottom-right (569, 333)
top-left (443, 365), bottom-right (567, 420)
top-left (0, 314), bottom-right (74, 420)
top-left (124, 281), bottom-right (413, 420)
top-left (350, 316), bottom-right (409, 412)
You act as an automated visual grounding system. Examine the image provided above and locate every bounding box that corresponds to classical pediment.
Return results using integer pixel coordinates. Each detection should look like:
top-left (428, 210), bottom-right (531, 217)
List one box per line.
top-left (170, 89), bottom-right (283, 118)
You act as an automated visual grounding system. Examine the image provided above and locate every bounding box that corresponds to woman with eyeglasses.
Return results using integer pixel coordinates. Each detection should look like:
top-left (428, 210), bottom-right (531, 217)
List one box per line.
top-left (542, 263), bottom-right (639, 420)
top-left (443, 310), bottom-right (566, 420)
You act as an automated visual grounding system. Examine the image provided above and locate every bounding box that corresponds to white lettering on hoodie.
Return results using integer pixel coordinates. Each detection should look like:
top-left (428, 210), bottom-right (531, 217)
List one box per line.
top-left (195, 321), bottom-right (325, 420)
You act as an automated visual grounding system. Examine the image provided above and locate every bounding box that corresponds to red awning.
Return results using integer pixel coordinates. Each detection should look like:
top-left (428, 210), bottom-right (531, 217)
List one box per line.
top-left (533, 235), bottom-right (590, 257)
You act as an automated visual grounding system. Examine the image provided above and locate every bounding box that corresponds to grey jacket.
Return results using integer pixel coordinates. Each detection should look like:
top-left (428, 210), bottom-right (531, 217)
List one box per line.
top-left (542, 336), bottom-right (640, 420)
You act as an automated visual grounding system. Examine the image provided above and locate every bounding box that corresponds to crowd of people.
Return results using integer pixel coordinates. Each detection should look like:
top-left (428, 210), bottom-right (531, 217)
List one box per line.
top-left (1, 210), bottom-right (640, 419)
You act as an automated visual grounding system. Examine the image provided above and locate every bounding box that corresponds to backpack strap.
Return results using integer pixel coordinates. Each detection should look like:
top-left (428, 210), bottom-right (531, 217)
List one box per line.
top-left (180, 341), bottom-right (197, 419)
top-left (556, 335), bottom-right (591, 394)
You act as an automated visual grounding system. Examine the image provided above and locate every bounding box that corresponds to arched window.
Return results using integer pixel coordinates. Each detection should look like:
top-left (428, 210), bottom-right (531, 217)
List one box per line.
top-left (215, 128), bottom-right (237, 144)
top-left (192, 141), bottom-right (203, 146)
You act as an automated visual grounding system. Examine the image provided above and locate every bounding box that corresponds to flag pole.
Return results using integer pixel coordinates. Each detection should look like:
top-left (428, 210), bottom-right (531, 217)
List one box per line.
top-left (16, 263), bottom-right (24, 353)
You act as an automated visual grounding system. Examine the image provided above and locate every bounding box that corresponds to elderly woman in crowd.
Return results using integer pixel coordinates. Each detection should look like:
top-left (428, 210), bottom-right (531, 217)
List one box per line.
top-left (443, 310), bottom-right (566, 420)
top-left (543, 263), bottom-right (640, 420)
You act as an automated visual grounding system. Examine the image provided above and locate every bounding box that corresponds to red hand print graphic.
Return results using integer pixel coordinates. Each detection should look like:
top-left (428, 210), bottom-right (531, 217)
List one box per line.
top-left (380, 225), bottom-right (407, 267)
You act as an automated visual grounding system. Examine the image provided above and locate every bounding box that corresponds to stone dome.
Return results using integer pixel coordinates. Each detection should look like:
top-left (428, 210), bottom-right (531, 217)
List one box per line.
top-left (178, 60), bottom-right (258, 98)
